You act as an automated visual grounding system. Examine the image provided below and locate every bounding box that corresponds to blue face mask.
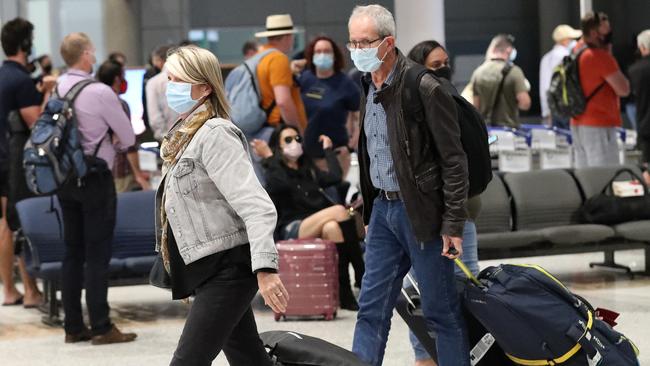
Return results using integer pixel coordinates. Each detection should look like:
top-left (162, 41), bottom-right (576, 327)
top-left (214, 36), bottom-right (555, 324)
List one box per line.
top-left (313, 53), bottom-right (334, 70)
top-left (567, 40), bottom-right (577, 51)
top-left (350, 38), bottom-right (388, 73)
top-left (166, 81), bottom-right (197, 114)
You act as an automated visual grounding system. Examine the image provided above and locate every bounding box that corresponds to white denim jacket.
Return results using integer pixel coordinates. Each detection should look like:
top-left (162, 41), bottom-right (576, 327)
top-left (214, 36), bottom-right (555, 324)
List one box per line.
top-left (155, 118), bottom-right (279, 272)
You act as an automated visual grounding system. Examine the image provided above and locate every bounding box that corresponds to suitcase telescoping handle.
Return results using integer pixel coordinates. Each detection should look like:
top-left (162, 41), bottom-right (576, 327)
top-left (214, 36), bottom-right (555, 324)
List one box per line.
top-left (454, 258), bottom-right (482, 287)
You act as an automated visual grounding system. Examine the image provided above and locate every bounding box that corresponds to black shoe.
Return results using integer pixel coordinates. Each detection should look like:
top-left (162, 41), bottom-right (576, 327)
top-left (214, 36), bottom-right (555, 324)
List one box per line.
top-left (340, 284), bottom-right (360, 311)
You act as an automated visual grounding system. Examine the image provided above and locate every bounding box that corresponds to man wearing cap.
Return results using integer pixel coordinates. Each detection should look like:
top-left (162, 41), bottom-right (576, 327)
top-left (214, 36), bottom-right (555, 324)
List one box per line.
top-left (254, 14), bottom-right (307, 133)
top-left (539, 24), bottom-right (582, 129)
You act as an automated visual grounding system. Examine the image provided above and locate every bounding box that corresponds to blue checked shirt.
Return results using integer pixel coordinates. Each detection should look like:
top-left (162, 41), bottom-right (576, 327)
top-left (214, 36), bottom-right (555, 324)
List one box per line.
top-left (364, 65), bottom-right (401, 192)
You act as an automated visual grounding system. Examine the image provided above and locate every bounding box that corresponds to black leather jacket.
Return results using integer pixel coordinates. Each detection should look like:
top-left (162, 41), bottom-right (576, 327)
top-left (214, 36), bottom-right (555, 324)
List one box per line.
top-left (358, 50), bottom-right (468, 240)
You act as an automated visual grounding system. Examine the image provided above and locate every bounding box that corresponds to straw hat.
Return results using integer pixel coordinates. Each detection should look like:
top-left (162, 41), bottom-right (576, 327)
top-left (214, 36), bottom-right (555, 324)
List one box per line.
top-left (255, 14), bottom-right (299, 38)
top-left (552, 25), bottom-right (582, 42)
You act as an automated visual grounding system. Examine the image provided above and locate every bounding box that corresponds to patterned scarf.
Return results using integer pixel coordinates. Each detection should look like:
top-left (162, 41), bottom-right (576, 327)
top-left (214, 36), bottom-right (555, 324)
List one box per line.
top-left (159, 100), bottom-right (213, 273)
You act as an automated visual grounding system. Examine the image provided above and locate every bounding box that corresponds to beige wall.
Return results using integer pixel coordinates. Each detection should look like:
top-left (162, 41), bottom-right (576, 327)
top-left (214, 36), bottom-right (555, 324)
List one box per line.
top-left (394, 0), bottom-right (445, 52)
top-left (103, 0), bottom-right (141, 65)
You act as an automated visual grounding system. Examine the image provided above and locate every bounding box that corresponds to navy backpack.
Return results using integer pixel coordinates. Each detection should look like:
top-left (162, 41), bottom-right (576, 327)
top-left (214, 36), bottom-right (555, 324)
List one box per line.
top-left (23, 80), bottom-right (98, 195)
top-left (457, 260), bottom-right (640, 366)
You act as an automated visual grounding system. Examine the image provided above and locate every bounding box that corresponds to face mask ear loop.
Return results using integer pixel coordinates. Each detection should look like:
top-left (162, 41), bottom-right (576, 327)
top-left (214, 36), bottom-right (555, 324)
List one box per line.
top-left (378, 38), bottom-right (390, 63)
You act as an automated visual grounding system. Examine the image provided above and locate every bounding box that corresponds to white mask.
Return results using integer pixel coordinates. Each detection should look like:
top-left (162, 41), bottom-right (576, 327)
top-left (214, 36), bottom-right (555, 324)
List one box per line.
top-left (282, 141), bottom-right (303, 161)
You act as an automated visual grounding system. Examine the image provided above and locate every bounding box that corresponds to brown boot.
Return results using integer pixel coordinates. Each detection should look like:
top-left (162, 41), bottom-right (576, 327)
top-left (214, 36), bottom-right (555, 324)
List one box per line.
top-left (65, 327), bottom-right (92, 343)
top-left (90, 325), bottom-right (137, 345)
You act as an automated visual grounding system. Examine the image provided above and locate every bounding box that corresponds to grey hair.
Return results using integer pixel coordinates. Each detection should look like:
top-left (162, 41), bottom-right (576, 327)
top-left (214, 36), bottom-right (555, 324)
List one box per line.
top-left (349, 4), bottom-right (396, 37)
top-left (638, 30), bottom-right (650, 51)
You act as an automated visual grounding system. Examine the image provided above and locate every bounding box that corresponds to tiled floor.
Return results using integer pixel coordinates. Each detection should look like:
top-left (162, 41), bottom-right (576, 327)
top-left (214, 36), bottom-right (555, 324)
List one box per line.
top-left (0, 249), bottom-right (648, 365)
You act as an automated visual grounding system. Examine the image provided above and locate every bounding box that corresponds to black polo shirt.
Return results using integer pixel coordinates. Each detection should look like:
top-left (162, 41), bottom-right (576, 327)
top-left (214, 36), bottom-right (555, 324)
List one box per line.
top-left (0, 60), bottom-right (42, 167)
top-left (630, 56), bottom-right (650, 138)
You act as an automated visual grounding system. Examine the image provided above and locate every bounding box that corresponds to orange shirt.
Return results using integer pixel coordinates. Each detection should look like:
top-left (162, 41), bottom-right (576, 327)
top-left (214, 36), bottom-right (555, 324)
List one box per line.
top-left (256, 45), bottom-right (307, 129)
top-left (571, 45), bottom-right (622, 127)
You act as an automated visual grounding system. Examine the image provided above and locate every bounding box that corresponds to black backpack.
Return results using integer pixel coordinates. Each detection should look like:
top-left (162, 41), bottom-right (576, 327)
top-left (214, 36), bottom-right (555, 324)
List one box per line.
top-left (547, 46), bottom-right (606, 119)
top-left (403, 64), bottom-right (492, 198)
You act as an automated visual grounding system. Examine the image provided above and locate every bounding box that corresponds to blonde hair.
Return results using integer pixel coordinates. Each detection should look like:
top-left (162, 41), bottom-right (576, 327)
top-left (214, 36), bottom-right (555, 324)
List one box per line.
top-left (60, 32), bottom-right (92, 66)
top-left (165, 46), bottom-right (231, 125)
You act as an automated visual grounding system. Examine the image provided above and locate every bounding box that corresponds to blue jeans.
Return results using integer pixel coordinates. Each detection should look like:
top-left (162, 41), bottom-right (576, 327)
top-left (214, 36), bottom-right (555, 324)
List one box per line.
top-left (352, 197), bottom-right (470, 366)
top-left (410, 220), bottom-right (480, 361)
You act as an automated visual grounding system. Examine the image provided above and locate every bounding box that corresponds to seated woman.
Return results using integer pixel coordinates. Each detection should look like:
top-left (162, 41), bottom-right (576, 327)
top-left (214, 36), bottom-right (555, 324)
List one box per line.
top-left (251, 125), bottom-right (364, 311)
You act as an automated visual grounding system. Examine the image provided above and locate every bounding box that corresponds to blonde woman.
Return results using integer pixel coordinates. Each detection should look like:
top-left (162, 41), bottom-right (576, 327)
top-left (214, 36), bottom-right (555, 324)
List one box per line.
top-left (155, 46), bottom-right (288, 366)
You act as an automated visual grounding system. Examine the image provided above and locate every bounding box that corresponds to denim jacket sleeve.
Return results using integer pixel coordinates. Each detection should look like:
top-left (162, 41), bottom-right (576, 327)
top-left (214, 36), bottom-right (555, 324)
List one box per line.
top-left (198, 122), bottom-right (279, 271)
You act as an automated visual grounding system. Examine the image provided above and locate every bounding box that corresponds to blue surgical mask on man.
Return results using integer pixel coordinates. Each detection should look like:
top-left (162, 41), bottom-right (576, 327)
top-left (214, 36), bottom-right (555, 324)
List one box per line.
top-left (567, 40), bottom-right (577, 51)
top-left (313, 53), bottom-right (334, 70)
top-left (166, 81), bottom-right (198, 114)
top-left (350, 38), bottom-right (388, 73)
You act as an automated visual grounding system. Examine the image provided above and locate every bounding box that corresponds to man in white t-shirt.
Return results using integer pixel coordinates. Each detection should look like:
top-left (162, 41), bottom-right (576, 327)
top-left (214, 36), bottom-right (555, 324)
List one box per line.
top-left (146, 45), bottom-right (178, 141)
top-left (539, 25), bottom-right (582, 128)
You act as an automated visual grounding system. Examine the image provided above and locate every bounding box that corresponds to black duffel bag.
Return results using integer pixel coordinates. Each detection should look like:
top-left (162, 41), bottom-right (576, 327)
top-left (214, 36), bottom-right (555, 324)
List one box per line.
top-left (580, 168), bottom-right (650, 225)
top-left (261, 331), bottom-right (369, 366)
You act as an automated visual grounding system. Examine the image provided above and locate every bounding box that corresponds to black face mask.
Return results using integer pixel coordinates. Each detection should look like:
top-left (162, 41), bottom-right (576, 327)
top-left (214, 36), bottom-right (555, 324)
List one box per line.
top-left (42, 64), bottom-right (52, 74)
top-left (432, 66), bottom-right (452, 81)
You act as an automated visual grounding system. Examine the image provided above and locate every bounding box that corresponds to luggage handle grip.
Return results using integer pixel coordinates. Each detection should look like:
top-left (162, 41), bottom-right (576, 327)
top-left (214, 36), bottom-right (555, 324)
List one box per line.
top-left (601, 168), bottom-right (648, 196)
top-left (454, 258), bottom-right (482, 287)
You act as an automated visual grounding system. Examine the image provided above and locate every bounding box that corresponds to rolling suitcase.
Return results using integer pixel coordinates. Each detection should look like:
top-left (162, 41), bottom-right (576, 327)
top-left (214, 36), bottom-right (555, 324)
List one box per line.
top-left (261, 330), bottom-right (369, 366)
top-left (275, 239), bottom-right (339, 321)
top-left (460, 260), bottom-right (640, 366)
top-left (397, 272), bottom-right (513, 366)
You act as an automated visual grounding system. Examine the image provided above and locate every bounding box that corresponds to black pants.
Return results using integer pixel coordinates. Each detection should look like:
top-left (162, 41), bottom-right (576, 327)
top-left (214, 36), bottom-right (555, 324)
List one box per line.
top-left (58, 168), bottom-right (116, 336)
top-left (170, 267), bottom-right (272, 366)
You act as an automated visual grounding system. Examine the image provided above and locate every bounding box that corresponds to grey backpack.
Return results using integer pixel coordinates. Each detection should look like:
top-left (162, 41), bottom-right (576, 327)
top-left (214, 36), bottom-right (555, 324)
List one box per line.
top-left (225, 48), bottom-right (277, 136)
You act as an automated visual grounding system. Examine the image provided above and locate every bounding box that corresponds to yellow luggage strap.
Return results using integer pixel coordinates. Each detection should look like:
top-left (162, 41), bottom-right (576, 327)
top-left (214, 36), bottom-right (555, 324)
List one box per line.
top-left (458, 261), bottom-right (598, 366)
top-left (453, 258), bottom-right (481, 286)
top-left (505, 309), bottom-right (594, 365)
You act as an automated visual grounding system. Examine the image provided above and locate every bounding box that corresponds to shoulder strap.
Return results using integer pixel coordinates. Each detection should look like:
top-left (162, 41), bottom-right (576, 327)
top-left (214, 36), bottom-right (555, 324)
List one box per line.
top-left (573, 46), bottom-right (607, 105)
top-left (487, 62), bottom-right (512, 124)
top-left (243, 48), bottom-right (278, 115)
top-left (61, 79), bottom-right (106, 159)
top-left (63, 79), bottom-right (97, 103)
top-left (402, 63), bottom-right (431, 121)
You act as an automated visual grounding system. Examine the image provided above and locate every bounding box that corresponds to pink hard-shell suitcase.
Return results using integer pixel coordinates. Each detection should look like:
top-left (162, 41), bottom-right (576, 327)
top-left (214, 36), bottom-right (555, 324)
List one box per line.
top-left (275, 239), bottom-right (339, 321)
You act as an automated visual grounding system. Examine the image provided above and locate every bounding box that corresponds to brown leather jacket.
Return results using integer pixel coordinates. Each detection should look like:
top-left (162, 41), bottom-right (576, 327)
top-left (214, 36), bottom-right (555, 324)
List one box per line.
top-left (358, 50), bottom-right (468, 240)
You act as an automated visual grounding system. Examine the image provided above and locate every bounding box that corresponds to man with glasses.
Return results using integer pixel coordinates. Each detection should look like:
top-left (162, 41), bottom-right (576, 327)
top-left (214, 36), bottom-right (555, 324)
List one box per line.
top-left (347, 5), bottom-right (470, 366)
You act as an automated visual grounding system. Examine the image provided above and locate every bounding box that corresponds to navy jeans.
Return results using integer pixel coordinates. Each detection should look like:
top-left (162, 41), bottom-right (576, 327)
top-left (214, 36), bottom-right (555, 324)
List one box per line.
top-left (410, 220), bottom-right (480, 361)
top-left (352, 197), bottom-right (470, 366)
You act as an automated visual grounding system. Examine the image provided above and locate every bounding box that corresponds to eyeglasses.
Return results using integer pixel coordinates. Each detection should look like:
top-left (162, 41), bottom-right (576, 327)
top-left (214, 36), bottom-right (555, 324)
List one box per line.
top-left (346, 38), bottom-right (384, 51)
top-left (283, 135), bottom-right (302, 144)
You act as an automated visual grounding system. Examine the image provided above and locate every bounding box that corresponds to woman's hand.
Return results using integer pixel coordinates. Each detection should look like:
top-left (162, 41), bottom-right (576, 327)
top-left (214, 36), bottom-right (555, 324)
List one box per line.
top-left (250, 139), bottom-right (273, 159)
top-left (257, 272), bottom-right (289, 313)
top-left (319, 135), bottom-right (333, 150)
top-left (290, 59), bottom-right (306, 75)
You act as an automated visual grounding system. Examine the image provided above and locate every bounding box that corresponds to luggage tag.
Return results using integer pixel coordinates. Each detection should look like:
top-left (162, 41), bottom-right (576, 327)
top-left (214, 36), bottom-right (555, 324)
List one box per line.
top-left (470, 333), bottom-right (495, 366)
top-left (595, 307), bottom-right (619, 327)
